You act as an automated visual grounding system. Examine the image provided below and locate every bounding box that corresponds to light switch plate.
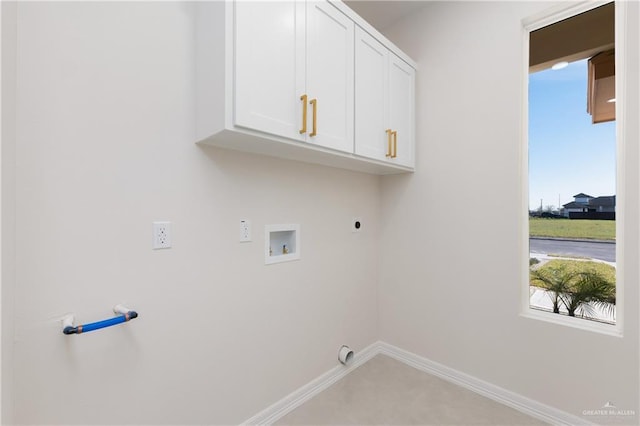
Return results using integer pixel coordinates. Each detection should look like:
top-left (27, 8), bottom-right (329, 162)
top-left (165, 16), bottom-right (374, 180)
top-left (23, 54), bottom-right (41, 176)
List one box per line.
top-left (240, 219), bottom-right (251, 242)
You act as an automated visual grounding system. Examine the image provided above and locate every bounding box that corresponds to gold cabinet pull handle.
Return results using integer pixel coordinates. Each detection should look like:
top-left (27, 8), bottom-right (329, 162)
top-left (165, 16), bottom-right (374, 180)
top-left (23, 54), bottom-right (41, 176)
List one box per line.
top-left (392, 130), bottom-right (398, 158)
top-left (300, 94), bottom-right (308, 134)
top-left (310, 99), bottom-right (317, 137)
top-left (385, 129), bottom-right (392, 157)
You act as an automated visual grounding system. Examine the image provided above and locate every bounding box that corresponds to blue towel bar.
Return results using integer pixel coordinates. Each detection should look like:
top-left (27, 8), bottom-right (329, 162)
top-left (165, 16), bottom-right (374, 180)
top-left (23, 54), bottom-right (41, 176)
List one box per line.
top-left (63, 304), bottom-right (138, 335)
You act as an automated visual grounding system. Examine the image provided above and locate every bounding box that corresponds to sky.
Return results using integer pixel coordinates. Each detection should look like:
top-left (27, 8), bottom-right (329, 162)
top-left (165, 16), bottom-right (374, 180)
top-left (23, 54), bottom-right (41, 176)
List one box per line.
top-left (528, 59), bottom-right (616, 211)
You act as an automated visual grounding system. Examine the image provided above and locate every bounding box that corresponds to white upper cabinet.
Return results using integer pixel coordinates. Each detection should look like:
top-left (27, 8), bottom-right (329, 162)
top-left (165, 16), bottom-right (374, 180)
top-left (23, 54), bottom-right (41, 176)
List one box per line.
top-left (235, 1), bottom-right (354, 152)
top-left (234, 1), bottom-right (304, 142)
top-left (354, 27), bottom-right (389, 161)
top-left (355, 27), bottom-right (415, 168)
top-left (305, 2), bottom-right (354, 152)
top-left (388, 53), bottom-right (416, 168)
top-left (195, 1), bottom-right (416, 175)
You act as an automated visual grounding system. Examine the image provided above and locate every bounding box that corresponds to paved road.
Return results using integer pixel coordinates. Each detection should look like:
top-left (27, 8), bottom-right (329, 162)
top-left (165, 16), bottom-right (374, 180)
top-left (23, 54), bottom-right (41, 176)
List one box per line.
top-left (530, 238), bottom-right (615, 262)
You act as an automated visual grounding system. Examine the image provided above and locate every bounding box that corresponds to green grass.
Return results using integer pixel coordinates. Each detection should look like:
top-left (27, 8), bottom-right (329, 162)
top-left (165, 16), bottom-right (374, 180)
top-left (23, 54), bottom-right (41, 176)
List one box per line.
top-left (529, 218), bottom-right (615, 240)
top-left (531, 259), bottom-right (616, 286)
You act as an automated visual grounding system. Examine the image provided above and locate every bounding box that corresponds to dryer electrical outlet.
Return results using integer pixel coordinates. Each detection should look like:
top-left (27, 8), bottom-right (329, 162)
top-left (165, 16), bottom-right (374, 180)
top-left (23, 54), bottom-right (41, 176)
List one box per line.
top-left (352, 217), bottom-right (362, 233)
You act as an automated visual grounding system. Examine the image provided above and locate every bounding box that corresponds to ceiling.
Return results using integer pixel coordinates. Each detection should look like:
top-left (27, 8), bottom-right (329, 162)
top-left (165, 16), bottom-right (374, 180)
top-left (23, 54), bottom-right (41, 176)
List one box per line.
top-left (343, 1), bottom-right (429, 31)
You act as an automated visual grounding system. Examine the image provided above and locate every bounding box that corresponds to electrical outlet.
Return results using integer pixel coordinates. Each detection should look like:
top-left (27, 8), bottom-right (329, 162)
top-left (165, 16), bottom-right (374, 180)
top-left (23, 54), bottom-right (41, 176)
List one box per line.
top-left (153, 222), bottom-right (171, 249)
top-left (240, 219), bottom-right (251, 242)
top-left (352, 217), bottom-right (362, 233)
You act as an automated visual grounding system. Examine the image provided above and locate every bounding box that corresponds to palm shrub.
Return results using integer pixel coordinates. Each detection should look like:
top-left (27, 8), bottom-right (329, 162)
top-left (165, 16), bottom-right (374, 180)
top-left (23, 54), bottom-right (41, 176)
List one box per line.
top-left (530, 260), bottom-right (616, 319)
top-left (561, 272), bottom-right (616, 318)
top-left (530, 265), bottom-right (576, 314)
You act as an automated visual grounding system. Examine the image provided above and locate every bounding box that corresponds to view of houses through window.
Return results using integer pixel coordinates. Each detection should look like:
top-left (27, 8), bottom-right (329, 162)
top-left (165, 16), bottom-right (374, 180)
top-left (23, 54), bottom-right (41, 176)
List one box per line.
top-left (528, 3), bottom-right (616, 324)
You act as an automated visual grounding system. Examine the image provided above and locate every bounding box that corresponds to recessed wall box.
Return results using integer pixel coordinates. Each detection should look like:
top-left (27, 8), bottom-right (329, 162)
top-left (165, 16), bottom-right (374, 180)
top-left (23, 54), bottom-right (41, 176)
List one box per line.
top-left (265, 224), bottom-right (300, 265)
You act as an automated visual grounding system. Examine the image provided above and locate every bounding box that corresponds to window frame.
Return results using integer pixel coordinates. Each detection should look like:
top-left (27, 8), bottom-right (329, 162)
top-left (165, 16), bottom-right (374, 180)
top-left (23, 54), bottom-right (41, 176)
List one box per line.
top-left (520, 1), bottom-right (626, 337)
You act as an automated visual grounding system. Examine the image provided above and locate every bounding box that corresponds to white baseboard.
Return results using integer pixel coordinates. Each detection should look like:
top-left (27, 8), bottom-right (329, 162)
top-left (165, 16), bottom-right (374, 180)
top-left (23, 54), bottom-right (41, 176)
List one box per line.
top-left (243, 341), bottom-right (590, 426)
top-left (242, 341), bottom-right (382, 425)
top-left (378, 342), bottom-right (594, 426)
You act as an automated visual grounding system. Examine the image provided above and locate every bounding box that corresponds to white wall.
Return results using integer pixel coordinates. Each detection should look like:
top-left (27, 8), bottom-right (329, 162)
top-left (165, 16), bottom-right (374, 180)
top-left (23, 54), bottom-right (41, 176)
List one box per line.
top-left (380, 1), bottom-right (639, 422)
top-left (5, 2), bottom-right (380, 424)
top-left (1, 2), bottom-right (17, 423)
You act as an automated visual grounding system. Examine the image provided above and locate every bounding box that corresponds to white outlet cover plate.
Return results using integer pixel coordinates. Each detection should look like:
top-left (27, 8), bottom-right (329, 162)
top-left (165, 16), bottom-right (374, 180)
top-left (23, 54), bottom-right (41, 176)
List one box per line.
top-left (153, 221), bottom-right (172, 249)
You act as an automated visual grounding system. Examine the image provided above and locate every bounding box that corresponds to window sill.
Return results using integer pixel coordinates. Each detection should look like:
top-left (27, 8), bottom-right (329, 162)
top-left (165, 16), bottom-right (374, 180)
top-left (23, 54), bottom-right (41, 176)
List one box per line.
top-left (520, 307), bottom-right (622, 338)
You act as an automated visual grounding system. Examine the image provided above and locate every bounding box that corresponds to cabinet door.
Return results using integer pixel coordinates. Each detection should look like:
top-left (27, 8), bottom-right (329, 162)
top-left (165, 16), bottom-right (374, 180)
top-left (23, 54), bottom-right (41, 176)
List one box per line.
top-left (388, 53), bottom-right (415, 168)
top-left (234, 1), bottom-right (305, 141)
top-left (305, 1), bottom-right (354, 152)
top-left (354, 27), bottom-right (389, 161)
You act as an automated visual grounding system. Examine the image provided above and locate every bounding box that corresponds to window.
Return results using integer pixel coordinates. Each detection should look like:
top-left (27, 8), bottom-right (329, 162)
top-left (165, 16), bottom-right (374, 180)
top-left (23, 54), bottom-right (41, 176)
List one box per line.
top-left (523, 2), bottom-right (623, 330)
